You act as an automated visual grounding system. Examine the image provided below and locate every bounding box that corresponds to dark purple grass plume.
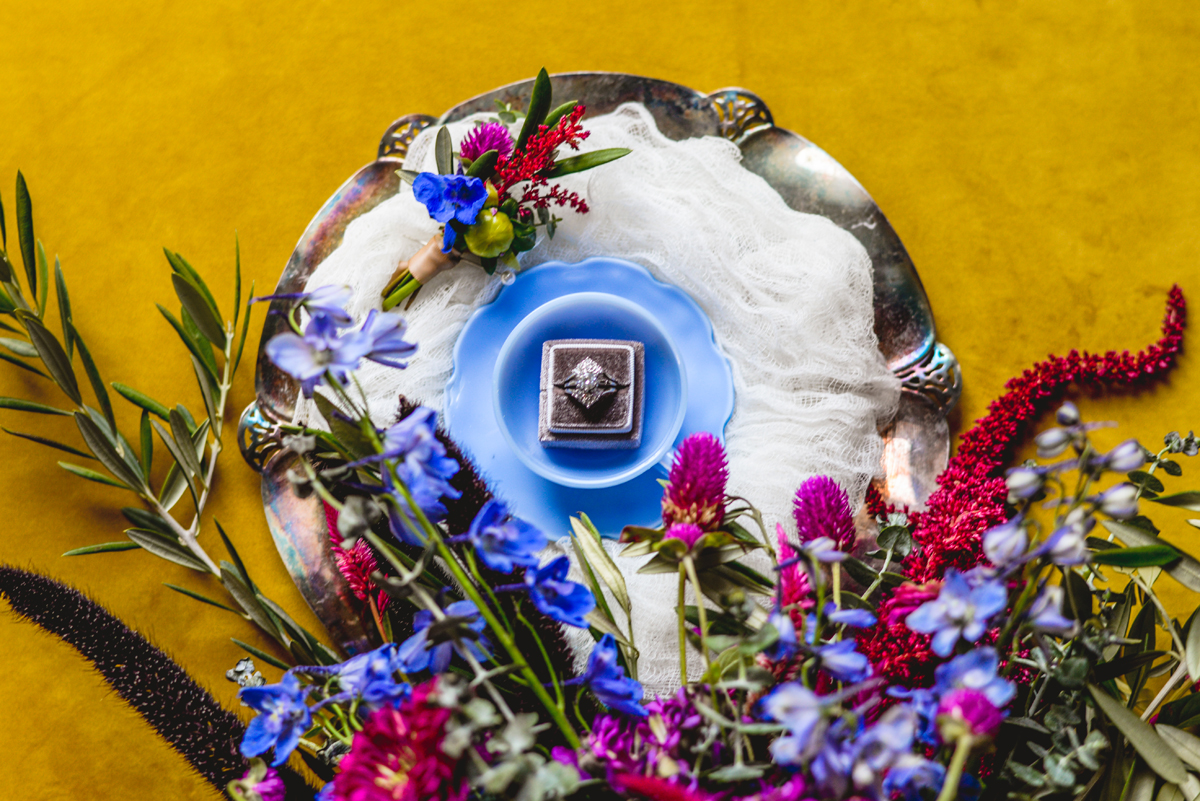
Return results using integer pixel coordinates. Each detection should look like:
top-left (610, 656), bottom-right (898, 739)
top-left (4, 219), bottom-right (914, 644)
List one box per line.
top-left (0, 566), bottom-right (315, 798)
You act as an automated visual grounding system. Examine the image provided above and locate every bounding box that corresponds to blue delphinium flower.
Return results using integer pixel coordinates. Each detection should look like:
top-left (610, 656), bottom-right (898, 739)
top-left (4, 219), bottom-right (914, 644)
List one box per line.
top-left (803, 535), bottom-right (848, 563)
top-left (330, 643), bottom-right (411, 707)
top-left (257, 284), bottom-right (354, 325)
top-left (396, 599), bottom-right (490, 674)
top-left (884, 754), bottom-right (947, 801)
top-left (764, 607), bottom-right (798, 662)
top-left (816, 639), bottom-right (872, 682)
top-left (581, 634), bottom-right (647, 717)
top-left (763, 681), bottom-right (826, 749)
top-left (266, 313), bottom-right (370, 397)
top-left (524, 556), bottom-right (596, 628)
top-left (933, 647), bottom-right (1015, 708)
top-left (825, 605), bottom-right (877, 628)
top-left (379, 407), bottom-right (460, 534)
top-left (356, 309), bottom-right (419, 370)
top-left (465, 499), bottom-right (547, 573)
top-left (239, 672), bottom-right (312, 766)
top-left (412, 173), bottom-right (489, 252)
top-left (905, 567), bottom-right (1008, 657)
top-left (887, 686), bottom-right (939, 745)
top-left (1026, 585), bottom-right (1078, 636)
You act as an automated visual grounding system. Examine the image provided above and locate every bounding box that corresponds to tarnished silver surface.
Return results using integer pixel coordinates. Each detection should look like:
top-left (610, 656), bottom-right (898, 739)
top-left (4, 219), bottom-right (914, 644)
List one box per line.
top-left (250, 72), bottom-right (961, 653)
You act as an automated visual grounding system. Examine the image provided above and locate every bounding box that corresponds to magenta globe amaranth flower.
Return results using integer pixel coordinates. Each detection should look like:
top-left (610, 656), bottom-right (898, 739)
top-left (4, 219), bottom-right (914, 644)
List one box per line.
top-left (793, 475), bottom-right (855, 550)
top-left (663, 522), bottom-right (705, 550)
top-left (937, 687), bottom-right (1005, 741)
top-left (459, 121), bottom-right (514, 162)
top-left (662, 433), bottom-right (728, 531)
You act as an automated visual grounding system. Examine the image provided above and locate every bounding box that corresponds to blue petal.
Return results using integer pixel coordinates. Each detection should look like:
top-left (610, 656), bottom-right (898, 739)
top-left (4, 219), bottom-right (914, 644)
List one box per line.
top-left (931, 626), bottom-right (960, 657)
top-left (240, 715), bottom-right (278, 758)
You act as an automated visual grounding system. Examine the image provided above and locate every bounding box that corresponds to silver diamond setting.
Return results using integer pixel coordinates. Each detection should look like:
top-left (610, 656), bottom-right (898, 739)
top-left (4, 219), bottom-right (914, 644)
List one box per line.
top-left (555, 357), bottom-right (626, 410)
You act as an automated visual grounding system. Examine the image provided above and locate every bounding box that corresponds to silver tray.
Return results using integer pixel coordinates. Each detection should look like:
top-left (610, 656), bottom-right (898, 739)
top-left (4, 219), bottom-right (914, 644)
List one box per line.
top-left (238, 72), bottom-right (962, 655)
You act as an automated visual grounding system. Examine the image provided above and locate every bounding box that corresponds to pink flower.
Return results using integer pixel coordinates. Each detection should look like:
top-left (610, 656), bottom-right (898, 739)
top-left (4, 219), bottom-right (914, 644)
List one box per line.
top-left (325, 680), bottom-right (465, 801)
top-left (235, 764), bottom-right (286, 801)
top-left (777, 523), bottom-right (815, 614)
top-left (662, 433), bottom-right (728, 531)
top-left (883, 581), bottom-right (942, 627)
top-left (459, 122), bottom-right (514, 162)
top-left (664, 522), bottom-right (705, 549)
top-left (792, 476), bottom-right (855, 550)
top-left (937, 687), bottom-right (1004, 741)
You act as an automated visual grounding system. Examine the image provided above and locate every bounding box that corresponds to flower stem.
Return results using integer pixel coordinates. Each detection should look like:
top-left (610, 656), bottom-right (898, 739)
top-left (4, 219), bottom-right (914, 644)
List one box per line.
top-left (678, 565), bottom-right (688, 685)
top-left (936, 734), bottom-right (974, 801)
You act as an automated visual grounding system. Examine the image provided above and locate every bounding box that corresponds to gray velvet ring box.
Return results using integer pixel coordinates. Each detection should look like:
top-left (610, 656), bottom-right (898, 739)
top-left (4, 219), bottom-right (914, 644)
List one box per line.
top-left (538, 339), bottom-right (645, 449)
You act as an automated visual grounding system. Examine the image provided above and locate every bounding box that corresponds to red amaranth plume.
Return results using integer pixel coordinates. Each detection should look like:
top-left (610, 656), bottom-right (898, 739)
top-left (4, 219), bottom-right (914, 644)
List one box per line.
top-left (323, 501), bottom-right (389, 612)
top-left (493, 103), bottom-right (591, 214)
top-left (662, 433), bottom-right (729, 531)
top-left (861, 286), bottom-right (1186, 686)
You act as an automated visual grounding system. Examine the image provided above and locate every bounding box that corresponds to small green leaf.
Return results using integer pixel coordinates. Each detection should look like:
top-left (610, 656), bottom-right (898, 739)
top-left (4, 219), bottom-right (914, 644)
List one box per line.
top-left (0, 337), bottom-right (36, 357)
top-left (54, 258), bottom-right (73, 360)
top-left (877, 524), bottom-right (914, 557)
top-left (842, 556), bottom-right (879, 587)
top-left (63, 541), bottom-right (141, 556)
top-left (180, 307), bottom-right (219, 382)
top-left (121, 507), bottom-right (175, 537)
top-left (543, 99), bottom-right (579, 131)
top-left (516, 68), bottom-right (552, 151)
top-left (1093, 544), bottom-right (1181, 567)
top-left (0, 184), bottom-right (6, 247)
top-left (435, 127), bottom-right (453, 176)
top-left (35, 240), bottom-right (48, 317)
top-left (162, 582), bottom-right (237, 613)
top-left (545, 147), bottom-right (632, 178)
top-left (57, 461), bottom-right (126, 488)
top-left (231, 638), bottom-right (292, 671)
top-left (24, 316), bottom-right (79, 403)
top-left (151, 419), bottom-right (200, 505)
top-left (214, 519), bottom-right (254, 593)
top-left (1150, 492), bottom-right (1200, 512)
top-left (70, 323), bottom-right (114, 430)
top-left (1162, 459), bottom-right (1184, 477)
top-left (125, 527), bottom-right (207, 571)
top-left (1130, 471), bottom-right (1166, 494)
top-left (171, 273), bottom-right (226, 348)
top-left (156, 304), bottom-right (220, 386)
top-left (139, 410), bottom-right (152, 477)
top-left (3, 426), bottom-right (93, 458)
top-left (73, 411), bottom-right (144, 490)
top-left (162, 250), bottom-right (221, 322)
top-left (111, 382), bottom-right (170, 420)
top-left (15, 172), bottom-right (35, 297)
top-left (1089, 683), bottom-right (1188, 785)
top-left (464, 149), bottom-right (498, 179)
top-left (158, 462), bottom-right (187, 511)
top-left (0, 396), bottom-right (69, 415)
top-left (0, 351), bottom-right (47, 377)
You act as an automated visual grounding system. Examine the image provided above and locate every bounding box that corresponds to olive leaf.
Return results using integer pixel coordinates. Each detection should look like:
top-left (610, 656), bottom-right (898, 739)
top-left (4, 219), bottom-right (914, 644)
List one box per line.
top-left (1089, 683), bottom-right (1188, 785)
top-left (1158, 725), bottom-right (1200, 772)
top-left (62, 541), bottom-right (141, 556)
top-left (73, 411), bottom-right (145, 491)
top-left (57, 461), bottom-right (125, 487)
top-left (0, 396), bottom-right (69, 415)
top-left (2, 426), bottom-right (94, 459)
top-left (54, 258), bottom-right (73, 360)
top-left (1149, 492), bottom-right (1200, 512)
top-left (231, 638), bottom-right (291, 671)
top-left (516, 68), bottom-right (552, 152)
top-left (35, 240), bottom-right (48, 317)
top-left (1104, 520), bottom-right (1200, 593)
top-left (15, 172), bottom-right (35, 298)
top-left (111, 381), bottom-right (170, 420)
top-left (172, 273), bottom-right (226, 348)
top-left (1093, 544), bottom-right (1181, 567)
top-left (70, 322), bottom-right (114, 429)
top-left (544, 148), bottom-right (632, 178)
top-left (435, 127), bottom-right (453, 176)
top-left (162, 582), bottom-right (238, 614)
top-left (124, 528), bottom-right (208, 572)
top-left (24, 316), bottom-right (79, 403)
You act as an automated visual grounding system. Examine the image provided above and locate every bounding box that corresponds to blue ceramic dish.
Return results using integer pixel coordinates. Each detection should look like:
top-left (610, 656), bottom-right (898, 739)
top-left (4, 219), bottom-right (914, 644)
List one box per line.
top-left (445, 257), bottom-right (733, 537)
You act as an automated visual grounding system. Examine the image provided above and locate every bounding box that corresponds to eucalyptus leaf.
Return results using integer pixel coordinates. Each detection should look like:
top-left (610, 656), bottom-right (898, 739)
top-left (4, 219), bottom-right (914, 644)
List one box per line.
top-left (24, 316), bottom-right (79, 403)
top-left (0, 396), bottom-right (69, 415)
top-left (62, 541), bottom-right (141, 556)
top-left (111, 382), bottom-right (170, 419)
top-left (231, 638), bottom-right (292, 671)
top-left (3, 426), bottom-right (93, 459)
top-left (74, 411), bottom-right (144, 491)
top-left (124, 528), bottom-right (208, 572)
top-left (171, 273), bottom-right (226, 348)
top-left (162, 582), bottom-right (238, 613)
top-left (1104, 520), bottom-right (1200, 593)
top-left (57, 460), bottom-right (126, 488)
top-left (1094, 545), bottom-right (1181, 567)
top-left (515, 68), bottom-right (552, 152)
top-left (15, 172), bottom-right (35, 297)
top-left (435, 127), bottom-right (453, 176)
top-left (1162, 459), bottom-right (1185, 477)
top-left (1089, 683), bottom-right (1189, 785)
top-left (545, 147), bottom-right (632, 178)
top-left (1131, 471), bottom-right (1167, 494)
top-left (570, 515), bottom-right (630, 613)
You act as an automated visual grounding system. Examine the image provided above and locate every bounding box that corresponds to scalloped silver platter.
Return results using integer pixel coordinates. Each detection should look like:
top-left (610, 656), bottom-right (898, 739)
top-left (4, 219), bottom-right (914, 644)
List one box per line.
top-left (241, 72), bottom-right (962, 656)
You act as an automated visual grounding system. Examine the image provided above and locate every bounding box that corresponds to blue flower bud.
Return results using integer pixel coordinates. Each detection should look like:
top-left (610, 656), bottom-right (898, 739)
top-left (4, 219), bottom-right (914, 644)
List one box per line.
top-left (1098, 483), bottom-right (1139, 520)
top-left (1056, 401), bottom-right (1081, 426)
top-left (1036, 427), bottom-right (1072, 458)
top-left (1104, 439), bottom-right (1145, 473)
top-left (1005, 467), bottom-right (1043, 502)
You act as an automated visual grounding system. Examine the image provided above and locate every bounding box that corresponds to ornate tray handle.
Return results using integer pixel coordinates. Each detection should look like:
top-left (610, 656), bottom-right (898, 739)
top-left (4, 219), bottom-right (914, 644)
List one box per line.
top-left (707, 88), bottom-right (775, 142)
top-left (377, 114), bottom-right (437, 161)
top-left (896, 341), bottom-right (963, 414)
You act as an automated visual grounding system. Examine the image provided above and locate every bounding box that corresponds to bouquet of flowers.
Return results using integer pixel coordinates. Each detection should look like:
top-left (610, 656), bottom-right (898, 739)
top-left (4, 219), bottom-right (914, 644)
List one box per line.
top-left (3, 110), bottom-right (1200, 801)
top-left (380, 68), bottom-right (628, 309)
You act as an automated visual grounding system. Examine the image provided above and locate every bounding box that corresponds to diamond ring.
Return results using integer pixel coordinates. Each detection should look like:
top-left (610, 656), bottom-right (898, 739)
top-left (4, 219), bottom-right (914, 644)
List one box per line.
top-left (554, 357), bottom-right (628, 411)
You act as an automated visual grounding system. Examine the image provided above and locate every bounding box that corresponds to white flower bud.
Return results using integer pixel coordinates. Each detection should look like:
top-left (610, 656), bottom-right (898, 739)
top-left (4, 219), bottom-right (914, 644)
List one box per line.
top-left (1099, 483), bottom-right (1139, 519)
top-left (983, 518), bottom-right (1027, 567)
top-left (1104, 439), bottom-right (1145, 473)
top-left (1036, 427), bottom-right (1072, 458)
top-left (1056, 401), bottom-right (1081, 426)
top-left (1005, 467), bottom-right (1043, 501)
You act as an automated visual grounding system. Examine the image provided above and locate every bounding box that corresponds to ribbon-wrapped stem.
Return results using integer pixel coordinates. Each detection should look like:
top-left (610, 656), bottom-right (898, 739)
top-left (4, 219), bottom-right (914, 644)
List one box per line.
top-left (381, 235), bottom-right (461, 310)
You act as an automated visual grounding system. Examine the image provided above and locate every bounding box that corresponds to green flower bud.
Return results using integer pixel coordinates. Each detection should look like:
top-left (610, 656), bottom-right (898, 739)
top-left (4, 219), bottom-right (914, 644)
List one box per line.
top-left (465, 209), bottom-right (514, 258)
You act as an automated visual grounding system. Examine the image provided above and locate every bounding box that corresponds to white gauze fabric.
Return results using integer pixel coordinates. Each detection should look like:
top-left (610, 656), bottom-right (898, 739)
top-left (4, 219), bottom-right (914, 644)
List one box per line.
top-left (300, 102), bottom-right (900, 696)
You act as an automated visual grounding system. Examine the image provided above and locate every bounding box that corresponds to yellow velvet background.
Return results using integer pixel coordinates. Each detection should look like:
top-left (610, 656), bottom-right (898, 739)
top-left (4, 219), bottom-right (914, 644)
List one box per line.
top-left (2, 0), bottom-right (1200, 797)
